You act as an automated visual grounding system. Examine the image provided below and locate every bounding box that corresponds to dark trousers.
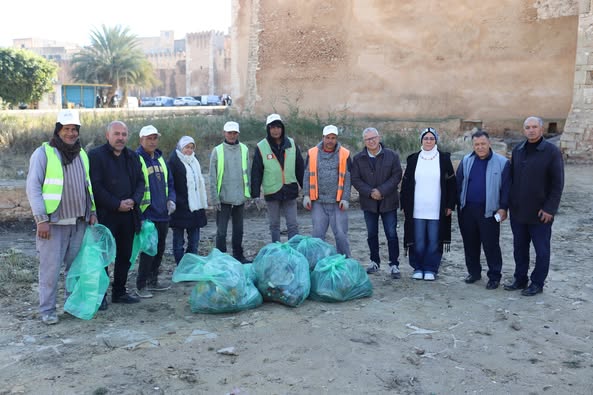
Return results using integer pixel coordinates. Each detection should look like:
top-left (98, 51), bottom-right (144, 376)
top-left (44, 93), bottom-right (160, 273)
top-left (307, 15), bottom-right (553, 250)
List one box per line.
top-left (172, 227), bottom-right (200, 264)
top-left (459, 205), bottom-right (503, 281)
top-left (363, 210), bottom-right (400, 266)
top-left (510, 217), bottom-right (552, 287)
top-left (101, 211), bottom-right (135, 297)
top-left (216, 203), bottom-right (245, 259)
top-left (137, 220), bottom-right (169, 289)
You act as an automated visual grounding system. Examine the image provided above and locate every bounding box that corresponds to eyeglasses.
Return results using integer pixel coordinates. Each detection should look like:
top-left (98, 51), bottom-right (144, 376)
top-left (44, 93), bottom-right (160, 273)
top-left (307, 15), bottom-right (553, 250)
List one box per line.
top-left (364, 136), bottom-right (379, 142)
top-left (422, 137), bottom-right (436, 141)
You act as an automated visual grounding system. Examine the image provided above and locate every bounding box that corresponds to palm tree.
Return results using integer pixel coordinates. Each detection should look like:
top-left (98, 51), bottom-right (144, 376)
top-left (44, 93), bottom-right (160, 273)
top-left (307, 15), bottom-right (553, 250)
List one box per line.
top-left (71, 25), bottom-right (158, 107)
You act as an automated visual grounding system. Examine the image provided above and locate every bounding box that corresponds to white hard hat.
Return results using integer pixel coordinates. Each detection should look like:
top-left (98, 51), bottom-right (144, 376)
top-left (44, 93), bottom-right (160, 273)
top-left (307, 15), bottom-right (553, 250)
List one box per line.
top-left (57, 109), bottom-right (81, 126)
top-left (323, 125), bottom-right (339, 136)
top-left (266, 113), bottom-right (282, 125)
top-left (223, 121), bottom-right (240, 132)
top-left (139, 125), bottom-right (161, 137)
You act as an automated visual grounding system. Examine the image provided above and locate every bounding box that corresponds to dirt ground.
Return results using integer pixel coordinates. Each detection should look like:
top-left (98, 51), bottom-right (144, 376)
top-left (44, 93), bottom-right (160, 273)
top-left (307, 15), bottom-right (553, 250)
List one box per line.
top-left (0, 165), bottom-right (592, 395)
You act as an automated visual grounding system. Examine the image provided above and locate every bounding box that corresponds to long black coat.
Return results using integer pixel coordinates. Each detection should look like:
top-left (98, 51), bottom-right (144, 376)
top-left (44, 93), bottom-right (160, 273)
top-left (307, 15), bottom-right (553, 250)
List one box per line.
top-left (400, 150), bottom-right (457, 252)
top-left (167, 152), bottom-right (207, 229)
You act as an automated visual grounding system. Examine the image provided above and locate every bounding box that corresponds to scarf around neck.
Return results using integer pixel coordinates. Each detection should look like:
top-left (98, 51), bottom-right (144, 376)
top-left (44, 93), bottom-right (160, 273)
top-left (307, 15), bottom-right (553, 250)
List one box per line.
top-left (49, 135), bottom-right (81, 165)
top-left (176, 149), bottom-right (207, 211)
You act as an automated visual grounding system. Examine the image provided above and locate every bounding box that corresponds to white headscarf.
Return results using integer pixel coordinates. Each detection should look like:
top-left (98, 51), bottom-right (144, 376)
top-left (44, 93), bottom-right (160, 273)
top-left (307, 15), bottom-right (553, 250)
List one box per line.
top-left (175, 136), bottom-right (207, 211)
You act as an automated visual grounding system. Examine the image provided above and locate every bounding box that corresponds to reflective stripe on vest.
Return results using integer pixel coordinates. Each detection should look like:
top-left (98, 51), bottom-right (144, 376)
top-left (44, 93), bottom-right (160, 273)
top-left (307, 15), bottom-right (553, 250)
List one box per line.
top-left (257, 137), bottom-right (297, 195)
top-left (216, 143), bottom-right (251, 198)
top-left (307, 146), bottom-right (350, 201)
top-left (139, 155), bottom-right (169, 213)
top-left (42, 143), bottom-right (95, 214)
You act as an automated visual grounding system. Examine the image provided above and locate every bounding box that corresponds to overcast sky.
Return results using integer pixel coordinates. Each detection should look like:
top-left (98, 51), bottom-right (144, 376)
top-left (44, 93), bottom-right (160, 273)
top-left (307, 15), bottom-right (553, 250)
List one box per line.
top-left (0, 0), bottom-right (231, 47)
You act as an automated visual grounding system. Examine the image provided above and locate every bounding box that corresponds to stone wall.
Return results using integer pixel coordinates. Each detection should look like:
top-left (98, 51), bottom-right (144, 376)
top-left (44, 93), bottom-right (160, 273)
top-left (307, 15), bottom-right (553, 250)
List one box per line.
top-left (233, 0), bottom-right (579, 132)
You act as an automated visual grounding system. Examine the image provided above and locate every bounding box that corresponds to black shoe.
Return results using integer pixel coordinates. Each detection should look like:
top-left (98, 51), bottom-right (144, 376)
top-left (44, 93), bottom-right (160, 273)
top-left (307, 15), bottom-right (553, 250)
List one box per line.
top-left (234, 256), bottom-right (252, 264)
top-left (112, 293), bottom-right (140, 304)
top-left (503, 280), bottom-right (528, 291)
top-left (464, 274), bottom-right (481, 284)
top-left (98, 296), bottom-right (108, 311)
top-left (486, 280), bottom-right (500, 290)
top-left (521, 283), bottom-right (543, 296)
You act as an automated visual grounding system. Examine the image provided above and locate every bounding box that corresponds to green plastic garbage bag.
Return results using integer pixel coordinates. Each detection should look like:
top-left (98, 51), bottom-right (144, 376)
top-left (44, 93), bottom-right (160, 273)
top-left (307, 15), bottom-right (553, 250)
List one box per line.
top-left (188, 250), bottom-right (262, 313)
top-left (288, 235), bottom-right (336, 271)
top-left (309, 254), bottom-right (373, 302)
top-left (253, 242), bottom-right (310, 307)
top-left (64, 224), bottom-right (115, 320)
top-left (130, 220), bottom-right (158, 270)
top-left (172, 249), bottom-right (235, 283)
top-left (285, 234), bottom-right (306, 250)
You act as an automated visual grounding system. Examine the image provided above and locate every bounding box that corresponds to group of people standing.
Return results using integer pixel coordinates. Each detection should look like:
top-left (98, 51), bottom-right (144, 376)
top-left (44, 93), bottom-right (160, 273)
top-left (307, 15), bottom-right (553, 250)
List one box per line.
top-left (26, 110), bottom-right (564, 325)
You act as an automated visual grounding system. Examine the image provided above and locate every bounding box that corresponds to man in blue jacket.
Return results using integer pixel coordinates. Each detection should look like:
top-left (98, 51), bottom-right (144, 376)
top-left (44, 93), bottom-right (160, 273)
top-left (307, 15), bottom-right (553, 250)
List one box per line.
top-left (456, 130), bottom-right (510, 290)
top-left (351, 127), bottom-right (403, 279)
top-left (505, 116), bottom-right (564, 296)
top-left (135, 125), bottom-right (176, 298)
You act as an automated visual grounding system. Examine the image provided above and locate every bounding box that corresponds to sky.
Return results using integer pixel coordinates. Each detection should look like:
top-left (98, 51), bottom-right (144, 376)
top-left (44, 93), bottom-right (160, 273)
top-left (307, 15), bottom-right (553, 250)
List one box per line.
top-left (0, 0), bottom-right (231, 47)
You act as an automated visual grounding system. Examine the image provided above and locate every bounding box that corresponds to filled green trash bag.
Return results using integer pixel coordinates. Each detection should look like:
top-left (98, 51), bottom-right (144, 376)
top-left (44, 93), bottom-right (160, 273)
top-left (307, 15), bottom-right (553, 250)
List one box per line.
top-left (285, 234), bottom-right (306, 250)
top-left (253, 242), bottom-right (310, 307)
top-left (309, 254), bottom-right (373, 302)
top-left (242, 263), bottom-right (256, 285)
top-left (287, 235), bottom-right (337, 271)
top-left (64, 224), bottom-right (115, 320)
top-left (129, 220), bottom-right (158, 270)
top-left (188, 251), bottom-right (262, 313)
top-left (172, 249), bottom-right (237, 283)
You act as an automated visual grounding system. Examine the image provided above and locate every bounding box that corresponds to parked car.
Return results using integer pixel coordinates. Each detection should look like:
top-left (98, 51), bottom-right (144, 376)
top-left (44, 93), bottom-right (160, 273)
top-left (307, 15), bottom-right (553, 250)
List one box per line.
top-left (174, 96), bottom-right (201, 106)
top-left (154, 96), bottom-right (175, 107)
top-left (140, 97), bottom-right (155, 107)
top-left (205, 95), bottom-right (222, 106)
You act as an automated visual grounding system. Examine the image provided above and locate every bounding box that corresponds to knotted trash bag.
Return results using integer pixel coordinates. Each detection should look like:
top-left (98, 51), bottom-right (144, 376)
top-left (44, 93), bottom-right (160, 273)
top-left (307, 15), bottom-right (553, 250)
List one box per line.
top-left (253, 242), bottom-right (310, 307)
top-left (285, 234), bottom-right (306, 250)
top-left (287, 235), bottom-right (337, 271)
top-left (172, 251), bottom-right (213, 282)
top-left (64, 224), bottom-right (115, 320)
top-left (188, 249), bottom-right (262, 314)
top-left (130, 220), bottom-right (158, 270)
top-left (309, 254), bottom-right (373, 302)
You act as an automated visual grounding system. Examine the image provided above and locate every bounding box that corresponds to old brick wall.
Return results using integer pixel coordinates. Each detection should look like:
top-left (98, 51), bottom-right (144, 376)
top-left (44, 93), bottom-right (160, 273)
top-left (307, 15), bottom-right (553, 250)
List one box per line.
top-left (233, 0), bottom-right (579, 129)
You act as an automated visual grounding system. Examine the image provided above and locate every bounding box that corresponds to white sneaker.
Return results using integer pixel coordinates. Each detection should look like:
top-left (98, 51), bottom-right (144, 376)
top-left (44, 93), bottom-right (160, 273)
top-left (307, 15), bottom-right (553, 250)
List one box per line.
top-left (134, 288), bottom-right (153, 298)
top-left (412, 270), bottom-right (424, 280)
top-left (424, 272), bottom-right (436, 281)
top-left (366, 261), bottom-right (380, 274)
top-left (390, 265), bottom-right (401, 279)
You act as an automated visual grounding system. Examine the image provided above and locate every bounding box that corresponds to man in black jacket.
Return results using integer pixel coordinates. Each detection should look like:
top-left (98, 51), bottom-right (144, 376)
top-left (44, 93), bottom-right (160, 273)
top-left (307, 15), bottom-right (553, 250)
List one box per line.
top-left (505, 116), bottom-right (564, 296)
top-left (250, 114), bottom-right (305, 243)
top-left (89, 120), bottom-right (145, 306)
top-left (351, 127), bottom-right (403, 279)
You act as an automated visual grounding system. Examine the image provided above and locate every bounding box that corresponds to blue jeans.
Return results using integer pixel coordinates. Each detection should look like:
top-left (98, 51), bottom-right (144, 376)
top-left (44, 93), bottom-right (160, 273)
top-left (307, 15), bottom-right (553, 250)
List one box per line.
top-left (266, 199), bottom-right (299, 242)
top-left (363, 210), bottom-right (399, 265)
top-left (510, 218), bottom-right (552, 287)
top-left (410, 218), bottom-right (441, 273)
top-left (172, 227), bottom-right (200, 265)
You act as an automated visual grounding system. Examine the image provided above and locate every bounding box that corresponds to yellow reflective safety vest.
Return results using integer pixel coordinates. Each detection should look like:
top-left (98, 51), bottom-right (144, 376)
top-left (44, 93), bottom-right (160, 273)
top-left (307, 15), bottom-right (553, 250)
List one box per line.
top-left (42, 142), bottom-right (95, 214)
top-left (257, 137), bottom-right (297, 195)
top-left (215, 143), bottom-right (251, 198)
top-left (307, 146), bottom-right (350, 201)
top-left (139, 155), bottom-right (169, 213)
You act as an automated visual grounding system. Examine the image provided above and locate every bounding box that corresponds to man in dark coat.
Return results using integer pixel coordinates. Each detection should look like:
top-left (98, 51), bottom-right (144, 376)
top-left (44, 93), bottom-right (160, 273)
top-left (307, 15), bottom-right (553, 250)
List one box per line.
top-left (351, 127), bottom-right (403, 279)
top-left (89, 120), bottom-right (145, 307)
top-left (504, 116), bottom-right (564, 296)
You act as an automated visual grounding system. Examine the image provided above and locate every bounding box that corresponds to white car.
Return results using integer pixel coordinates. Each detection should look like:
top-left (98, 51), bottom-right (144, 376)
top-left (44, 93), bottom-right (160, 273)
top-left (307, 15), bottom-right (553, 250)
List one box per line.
top-left (173, 96), bottom-right (200, 106)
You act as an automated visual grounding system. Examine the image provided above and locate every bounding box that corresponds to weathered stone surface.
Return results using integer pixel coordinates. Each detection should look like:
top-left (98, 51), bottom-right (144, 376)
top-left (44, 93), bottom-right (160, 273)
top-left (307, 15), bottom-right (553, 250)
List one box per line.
top-left (0, 182), bottom-right (30, 222)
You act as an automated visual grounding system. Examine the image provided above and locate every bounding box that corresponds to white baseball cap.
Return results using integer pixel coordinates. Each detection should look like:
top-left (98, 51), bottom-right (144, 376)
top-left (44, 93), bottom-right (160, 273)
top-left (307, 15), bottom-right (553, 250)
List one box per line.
top-left (266, 113), bottom-right (282, 125)
top-left (322, 125), bottom-right (339, 136)
top-left (223, 121), bottom-right (240, 132)
top-left (57, 109), bottom-right (81, 126)
top-left (139, 125), bottom-right (161, 137)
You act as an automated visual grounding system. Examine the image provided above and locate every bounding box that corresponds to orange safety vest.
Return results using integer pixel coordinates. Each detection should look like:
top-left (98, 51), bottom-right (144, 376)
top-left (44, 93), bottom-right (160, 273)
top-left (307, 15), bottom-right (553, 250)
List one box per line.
top-left (307, 146), bottom-right (350, 201)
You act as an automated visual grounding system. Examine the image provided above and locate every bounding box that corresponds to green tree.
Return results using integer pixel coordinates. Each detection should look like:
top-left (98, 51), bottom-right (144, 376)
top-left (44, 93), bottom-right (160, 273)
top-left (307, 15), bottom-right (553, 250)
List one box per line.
top-left (71, 25), bottom-right (158, 107)
top-left (0, 48), bottom-right (57, 108)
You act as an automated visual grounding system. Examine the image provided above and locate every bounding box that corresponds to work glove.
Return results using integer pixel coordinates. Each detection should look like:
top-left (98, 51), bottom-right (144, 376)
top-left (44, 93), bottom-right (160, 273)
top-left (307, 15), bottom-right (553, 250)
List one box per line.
top-left (254, 197), bottom-right (266, 210)
top-left (339, 200), bottom-right (349, 211)
top-left (303, 196), bottom-right (312, 210)
top-left (167, 200), bottom-right (176, 215)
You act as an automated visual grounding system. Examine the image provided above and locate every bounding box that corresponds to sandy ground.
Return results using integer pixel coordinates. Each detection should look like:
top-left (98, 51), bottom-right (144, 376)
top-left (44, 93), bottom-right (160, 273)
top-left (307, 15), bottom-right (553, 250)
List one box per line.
top-left (0, 165), bottom-right (592, 395)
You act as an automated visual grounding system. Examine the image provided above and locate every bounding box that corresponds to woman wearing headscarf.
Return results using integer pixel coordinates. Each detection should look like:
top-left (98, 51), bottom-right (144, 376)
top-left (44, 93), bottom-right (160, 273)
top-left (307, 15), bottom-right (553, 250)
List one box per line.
top-left (167, 136), bottom-right (208, 264)
top-left (400, 127), bottom-right (456, 281)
